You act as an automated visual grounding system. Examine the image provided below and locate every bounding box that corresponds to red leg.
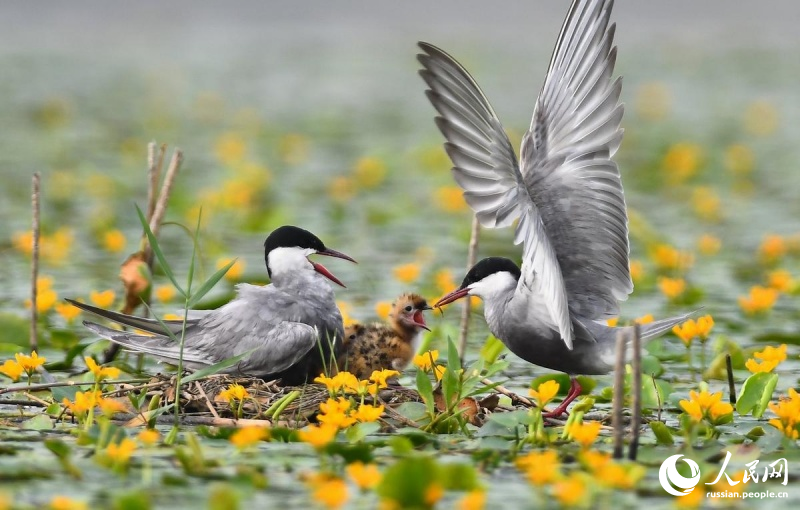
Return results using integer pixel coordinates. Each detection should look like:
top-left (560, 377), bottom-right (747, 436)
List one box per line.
top-left (543, 377), bottom-right (582, 418)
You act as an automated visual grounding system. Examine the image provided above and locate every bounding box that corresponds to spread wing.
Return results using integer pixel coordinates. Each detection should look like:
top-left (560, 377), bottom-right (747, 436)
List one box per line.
top-left (522, 0), bottom-right (632, 320)
top-left (418, 42), bottom-right (573, 349)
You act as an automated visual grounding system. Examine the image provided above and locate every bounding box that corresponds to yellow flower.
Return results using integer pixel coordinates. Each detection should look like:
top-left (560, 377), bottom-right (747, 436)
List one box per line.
top-left (329, 176), bottom-right (356, 203)
top-left (352, 404), bottom-right (384, 423)
top-left (26, 286), bottom-right (58, 313)
top-left (567, 421), bottom-right (602, 449)
top-left (529, 380), bottom-right (560, 407)
top-left (662, 143), bottom-right (702, 185)
top-left (97, 397), bottom-right (127, 416)
top-left (738, 286), bottom-right (779, 315)
top-left (346, 462), bottom-right (381, 491)
top-left (353, 157), bottom-right (387, 189)
top-left (768, 419), bottom-right (799, 440)
top-left (424, 482), bottom-right (444, 506)
top-left (413, 350), bottom-right (439, 371)
top-left (393, 263), bottom-right (420, 284)
top-left (106, 438), bottom-right (137, 464)
top-left (629, 260), bottom-right (644, 284)
top-left (217, 257), bottom-right (244, 281)
top-left (336, 300), bottom-right (355, 327)
top-left (606, 318), bottom-right (619, 327)
top-left (767, 269), bottom-right (794, 293)
top-left (162, 313), bottom-right (183, 321)
top-left (62, 390), bottom-right (102, 417)
top-left (651, 244), bottom-right (693, 272)
top-left (597, 462), bottom-right (643, 490)
top-left (457, 490), bottom-right (486, 510)
top-left (369, 369), bottom-right (399, 388)
top-left (580, 450), bottom-right (611, 472)
top-left (89, 290), bottom-right (116, 309)
top-left (154, 285), bottom-right (176, 303)
top-left (675, 487), bottom-right (704, 509)
top-left (680, 399), bottom-right (704, 422)
top-left (708, 401), bottom-right (734, 422)
top-left (744, 100), bottom-right (778, 137)
top-left (102, 229), bottom-right (126, 253)
top-left (767, 388), bottom-right (800, 439)
top-left (634, 314), bottom-right (654, 325)
top-left (49, 496), bottom-right (88, 510)
top-left (137, 429), bottom-right (160, 446)
top-left (278, 133), bottom-right (309, 166)
top-left (0, 360), bottom-right (23, 381)
top-left (230, 426), bottom-right (269, 449)
top-left (759, 235), bottom-right (786, 264)
top-left (691, 186), bottom-right (721, 222)
top-left (320, 397), bottom-right (351, 416)
top-left (635, 82), bottom-right (670, 121)
top-left (375, 301), bottom-right (392, 320)
top-left (434, 186), bottom-right (468, 213)
top-left (658, 277), bottom-right (686, 300)
top-left (55, 302), bottom-right (81, 323)
top-left (724, 144), bottom-right (755, 176)
top-left (215, 133), bottom-right (247, 165)
top-left (318, 409), bottom-right (356, 429)
top-left (745, 344), bottom-right (787, 374)
top-left (680, 390), bottom-right (731, 424)
top-left (15, 351), bottom-right (46, 372)
top-left (298, 424), bottom-right (338, 449)
top-left (696, 315), bottom-right (715, 338)
top-left (312, 477), bottom-right (348, 509)
top-left (516, 450), bottom-right (560, 485)
top-left (697, 234), bottom-right (721, 256)
top-left (553, 472), bottom-right (587, 507)
top-left (85, 356), bottom-right (121, 381)
top-left (218, 383), bottom-right (250, 402)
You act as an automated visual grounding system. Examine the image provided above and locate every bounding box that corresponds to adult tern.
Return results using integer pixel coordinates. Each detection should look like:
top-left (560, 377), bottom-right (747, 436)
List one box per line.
top-left (68, 225), bottom-right (356, 385)
top-left (420, 0), bottom-right (691, 415)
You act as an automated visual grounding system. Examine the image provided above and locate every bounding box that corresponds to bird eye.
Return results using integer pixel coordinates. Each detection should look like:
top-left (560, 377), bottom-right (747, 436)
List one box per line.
top-left (404, 305), bottom-right (413, 312)
top-left (349, 334), bottom-right (356, 340)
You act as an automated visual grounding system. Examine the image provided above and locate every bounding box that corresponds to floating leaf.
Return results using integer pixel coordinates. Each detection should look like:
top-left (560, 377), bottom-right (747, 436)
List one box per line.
top-left (736, 372), bottom-right (779, 417)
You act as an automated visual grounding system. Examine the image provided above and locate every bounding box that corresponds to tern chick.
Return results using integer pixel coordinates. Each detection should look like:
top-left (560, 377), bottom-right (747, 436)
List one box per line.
top-left (339, 293), bottom-right (431, 379)
top-left (68, 225), bottom-right (356, 385)
top-left (421, 0), bottom-right (692, 416)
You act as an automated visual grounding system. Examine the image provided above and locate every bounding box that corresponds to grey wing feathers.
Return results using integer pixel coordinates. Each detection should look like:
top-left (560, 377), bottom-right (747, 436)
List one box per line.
top-left (232, 321), bottom-right (319, 376)
top-left (418, 42), bottom-right (574, 349)
top-left (82, 321), bottom-right (212, 369)
top-left (417, 42), bottom-right (524, 229)
top-left (522, 0), bottom-right (632, 320)
top-left (66, 299), bottom-right (197, 336)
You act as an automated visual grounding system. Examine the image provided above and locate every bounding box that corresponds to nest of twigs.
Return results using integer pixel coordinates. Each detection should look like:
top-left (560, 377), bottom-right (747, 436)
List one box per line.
top-left (101, 373), bottom-right (425, 428)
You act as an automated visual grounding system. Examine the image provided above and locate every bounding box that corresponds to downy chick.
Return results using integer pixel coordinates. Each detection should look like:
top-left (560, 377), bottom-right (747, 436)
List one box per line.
top-left (339, 293), bottom-right (431, 379)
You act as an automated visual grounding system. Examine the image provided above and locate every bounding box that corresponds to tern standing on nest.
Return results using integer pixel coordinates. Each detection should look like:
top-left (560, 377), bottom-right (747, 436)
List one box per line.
top-left (420, 0), bottom-right (691, 416)
top-left (69, 225), bottom-right (356, 385)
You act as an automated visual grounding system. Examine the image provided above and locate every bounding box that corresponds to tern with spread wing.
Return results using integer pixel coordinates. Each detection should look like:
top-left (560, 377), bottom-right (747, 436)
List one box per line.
top-left (68, 225), bottom-right (356, 385)
top-left (420, 0), bottom-right (691, 416)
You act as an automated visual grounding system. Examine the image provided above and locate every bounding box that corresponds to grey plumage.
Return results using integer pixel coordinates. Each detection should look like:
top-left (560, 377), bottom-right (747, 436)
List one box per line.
top-left (425, 1), bottom-right (690, 386)
top-left (69, 225), bottom-right (354, 385)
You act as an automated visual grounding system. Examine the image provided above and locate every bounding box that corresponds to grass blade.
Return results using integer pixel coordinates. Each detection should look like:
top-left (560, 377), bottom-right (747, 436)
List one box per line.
top-left (135, 204), bottom-right (185, 297)
top-left (187, 259), bottom-right (236, 308)
top-left (181, 349), bottom-right (257, 384)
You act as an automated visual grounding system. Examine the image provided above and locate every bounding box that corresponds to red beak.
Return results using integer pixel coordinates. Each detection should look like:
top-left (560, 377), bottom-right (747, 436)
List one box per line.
top-left (412, 309), bottom-right (431, 331)
top-left (311, 248), bottom-right (356, 288)
top-left (434, 287), bottom-right (470, 308)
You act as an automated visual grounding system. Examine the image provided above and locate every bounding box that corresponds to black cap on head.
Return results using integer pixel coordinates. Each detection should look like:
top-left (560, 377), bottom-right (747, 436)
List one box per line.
top-left (263, 225), bottom-right (326, 276)
top-left (460, 257), bottom-right (521, 289)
